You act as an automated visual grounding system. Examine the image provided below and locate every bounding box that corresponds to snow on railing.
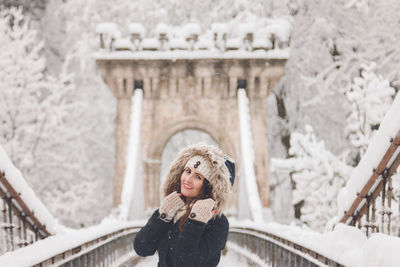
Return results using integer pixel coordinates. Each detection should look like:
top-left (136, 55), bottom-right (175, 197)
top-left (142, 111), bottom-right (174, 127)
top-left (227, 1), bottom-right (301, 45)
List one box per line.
top-left (0, 219), bottom-right (144, 267)
top-left (229, 220), bottom-right (400, 267)
top-left (95, 21), bottom-right (291, 59)
top-left (237, 87), bottom-right (263, 222)
top-left (0, 146), bottom-right (59, 252)
top-left (119, 88), bottom-right (145, 221)
top-left (338, 91), bottom-right (400, 236)
top-left (5, 217), bottom-right (399, 267)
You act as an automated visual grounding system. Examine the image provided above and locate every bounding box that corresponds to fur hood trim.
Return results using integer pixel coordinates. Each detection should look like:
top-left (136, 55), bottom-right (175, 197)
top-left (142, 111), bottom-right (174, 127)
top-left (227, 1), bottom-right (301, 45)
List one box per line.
top-left (163, 143), bottom-right (232, 216)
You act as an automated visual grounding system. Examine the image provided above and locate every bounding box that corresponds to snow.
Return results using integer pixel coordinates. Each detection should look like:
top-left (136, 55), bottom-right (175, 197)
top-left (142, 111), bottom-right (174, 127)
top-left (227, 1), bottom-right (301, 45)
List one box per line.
top-left (197, 36), bottom-right (212, 50)
top-left (226, 242), bottom-right (270, 267)
top-left (230, 220), bottom-right (400, 267)
top-left (128, 23), bottom-right (145, 36)
top-left (142, 38), bottom-right (159, 50)
top-left (237, 89), bottom-right (263, 222)
top-left (95, 22), bottom-right (119, 35)
top-left (265, 20), bottom-right (292, 42)
top-left (94, 48), bottom-right (290, 60)
top-left (211, 23), bottom-right (228, 35)
top-left (0, 145), bottom-right (59, 235)
top-left (114, 38), bottom-right (134, 50)
top-left (0, 219), bottom-right (145, 267)
top-left (271, 125), bottom-right (351, 231)
top-left (226, 38), bottom-right (241, 49)
top-left (253, 37), bottom-right (272, 50)
top-left (239, 23), bottom-right (254, 38)
top-left (155, 23), bottom-right (169, 36)
top-left (338, 91), bottom-right (400, 218)
top-left (170, 37), bottom-right (187, 50)
top-left (96, 17), bottom-right (292, 54)
top-left (119, 89), bottom-right (144, 221)
top-left (360, 233), bottom-right (400, 267)
top-left (345, 63), bottom-right (396, 157)
top-left (183, 23), bottom-right (201, 37)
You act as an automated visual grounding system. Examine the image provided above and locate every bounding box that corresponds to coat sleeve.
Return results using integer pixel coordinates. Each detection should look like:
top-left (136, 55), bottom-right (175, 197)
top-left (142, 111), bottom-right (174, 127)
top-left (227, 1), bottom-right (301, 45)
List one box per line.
top-left (173, 215), bottom-right (229, 267)
top-left (133, 209), bottom-right (171, 256)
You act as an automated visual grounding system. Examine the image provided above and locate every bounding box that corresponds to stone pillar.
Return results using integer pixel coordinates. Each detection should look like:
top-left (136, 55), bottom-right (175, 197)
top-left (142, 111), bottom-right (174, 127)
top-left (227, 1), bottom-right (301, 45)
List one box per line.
top-left (144, 159), bottom-right (162, 208)
top-left (111, 78), bottom-right (134, 207)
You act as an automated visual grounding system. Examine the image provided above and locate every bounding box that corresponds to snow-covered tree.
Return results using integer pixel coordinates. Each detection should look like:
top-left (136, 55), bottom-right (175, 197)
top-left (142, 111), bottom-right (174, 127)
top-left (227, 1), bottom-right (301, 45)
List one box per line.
top-left (0, 6), bottom-right (114, 228)
top-left (345, 63), bottom-right (396, 164)
top-left (0, 6), bottom-right (67, 174)
top-left (271, 125), bottom-right (352, 231)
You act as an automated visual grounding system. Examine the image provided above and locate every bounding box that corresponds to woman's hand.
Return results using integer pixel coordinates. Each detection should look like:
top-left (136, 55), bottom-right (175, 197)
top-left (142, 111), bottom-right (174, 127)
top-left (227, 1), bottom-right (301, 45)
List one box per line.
top-left (189, 198), bottom-right (216, 223)
top-left (159, 191), bottom-right (185, 222)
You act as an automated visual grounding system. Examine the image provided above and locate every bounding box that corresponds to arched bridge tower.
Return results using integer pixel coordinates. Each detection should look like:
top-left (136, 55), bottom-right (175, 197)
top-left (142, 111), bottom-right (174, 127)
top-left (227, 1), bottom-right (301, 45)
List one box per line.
top-left (95, 22), bottom-right (289, 218)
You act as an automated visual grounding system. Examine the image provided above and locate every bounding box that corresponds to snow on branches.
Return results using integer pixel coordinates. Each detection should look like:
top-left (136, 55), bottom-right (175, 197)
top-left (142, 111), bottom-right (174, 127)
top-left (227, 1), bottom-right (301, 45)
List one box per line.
top-left (0, 6), bottom-right (114, 228)
top-left (0, 6), bottom-right (72, 174)
top-left (271, 125), bottom-right (352, 231)
top-left (345, 63), bottom-right (396, 162)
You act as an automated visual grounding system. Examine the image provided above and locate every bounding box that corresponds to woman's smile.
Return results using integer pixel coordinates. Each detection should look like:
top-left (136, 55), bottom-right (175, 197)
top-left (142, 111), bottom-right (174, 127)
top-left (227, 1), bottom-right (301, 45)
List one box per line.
top-left (183, 183), bottom-right (192, 190)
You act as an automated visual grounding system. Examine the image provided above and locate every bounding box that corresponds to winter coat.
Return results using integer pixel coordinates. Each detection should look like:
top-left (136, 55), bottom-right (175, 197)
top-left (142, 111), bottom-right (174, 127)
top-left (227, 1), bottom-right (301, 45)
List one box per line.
top-left (133, 209), bottom-right (229, 267)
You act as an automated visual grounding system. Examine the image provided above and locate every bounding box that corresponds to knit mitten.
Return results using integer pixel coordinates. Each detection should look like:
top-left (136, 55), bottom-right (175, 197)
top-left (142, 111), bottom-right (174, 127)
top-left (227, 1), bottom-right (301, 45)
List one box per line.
top-left (159, 191), bottom-right (185, 222)
top-left (189, 198), bottom-right (215, 223)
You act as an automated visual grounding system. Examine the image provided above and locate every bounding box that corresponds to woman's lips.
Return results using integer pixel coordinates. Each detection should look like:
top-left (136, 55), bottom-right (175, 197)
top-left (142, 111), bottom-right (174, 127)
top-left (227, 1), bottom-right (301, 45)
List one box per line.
top-left (183, 184), bottom-right (192, 190)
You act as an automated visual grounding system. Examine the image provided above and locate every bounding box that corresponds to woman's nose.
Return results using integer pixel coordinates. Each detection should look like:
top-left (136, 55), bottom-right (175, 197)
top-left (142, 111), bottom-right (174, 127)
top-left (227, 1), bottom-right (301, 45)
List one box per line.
top-left (184, 173), bottom-right (194, 182)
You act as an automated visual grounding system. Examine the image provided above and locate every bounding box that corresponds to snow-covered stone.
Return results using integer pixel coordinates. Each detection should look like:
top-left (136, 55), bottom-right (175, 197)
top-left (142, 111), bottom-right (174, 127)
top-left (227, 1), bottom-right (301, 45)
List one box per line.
top-left (114, 38), bottom-right (134, 51)
top-left (183, 23), bottom-right (201, 38)
top-left (128, 23), bottom-right (145, 37)
top-left (155, 23), bottom-right (169, 36)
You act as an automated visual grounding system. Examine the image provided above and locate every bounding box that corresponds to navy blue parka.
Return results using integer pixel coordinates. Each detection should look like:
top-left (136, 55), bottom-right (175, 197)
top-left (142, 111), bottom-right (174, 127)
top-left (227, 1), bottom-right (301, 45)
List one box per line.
top-left (133, 209), bottom-right (229, 267)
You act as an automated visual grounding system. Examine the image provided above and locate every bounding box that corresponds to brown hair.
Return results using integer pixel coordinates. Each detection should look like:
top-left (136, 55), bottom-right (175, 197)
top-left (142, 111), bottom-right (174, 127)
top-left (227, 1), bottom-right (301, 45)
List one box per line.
top-left (178, 179), bottom-right (213, 231)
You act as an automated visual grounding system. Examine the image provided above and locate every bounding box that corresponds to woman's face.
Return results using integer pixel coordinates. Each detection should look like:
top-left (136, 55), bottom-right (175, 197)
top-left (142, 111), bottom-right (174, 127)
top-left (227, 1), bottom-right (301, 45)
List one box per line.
top-left (180, 166), bottom-right (205, 201)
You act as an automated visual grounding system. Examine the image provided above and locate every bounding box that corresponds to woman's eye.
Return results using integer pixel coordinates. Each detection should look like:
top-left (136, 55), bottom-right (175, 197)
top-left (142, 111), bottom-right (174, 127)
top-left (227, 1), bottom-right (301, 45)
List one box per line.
top-left (197, 175), bottom-right (202, 180)
top-left (186, 168), bottom-right (191, 174)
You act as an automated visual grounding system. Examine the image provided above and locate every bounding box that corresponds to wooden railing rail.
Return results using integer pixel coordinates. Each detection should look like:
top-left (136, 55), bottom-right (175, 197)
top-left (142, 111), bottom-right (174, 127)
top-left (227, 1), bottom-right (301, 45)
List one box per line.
top-left (0, 171), bottom-right (51, 251)
top-left (339, 130), bottom-right (400, 236)
top-left (228, 226), bottom-right (344, 267)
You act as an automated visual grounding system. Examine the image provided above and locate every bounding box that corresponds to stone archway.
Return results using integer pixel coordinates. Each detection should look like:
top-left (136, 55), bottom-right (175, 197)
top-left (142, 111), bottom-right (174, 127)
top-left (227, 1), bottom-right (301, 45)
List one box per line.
top-left (143, 118), bottom-right (238, 209)
top-left (97, 57), bottom-right (286, 212)
top-left (158, 129), bottom-right (218, 199)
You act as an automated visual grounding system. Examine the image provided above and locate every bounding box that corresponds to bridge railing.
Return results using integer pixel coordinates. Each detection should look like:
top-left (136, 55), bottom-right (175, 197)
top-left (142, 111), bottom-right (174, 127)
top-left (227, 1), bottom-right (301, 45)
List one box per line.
top-left (0, 171), bottom-right (51, 252)
top-left (228, 225), bottom-right (344, 267)
top-left (36, 226), bottom-right (141, 267)
top-left (0, 221), bottom-right (143, 267)
top-left (340, 130), bottom-right (400, 236)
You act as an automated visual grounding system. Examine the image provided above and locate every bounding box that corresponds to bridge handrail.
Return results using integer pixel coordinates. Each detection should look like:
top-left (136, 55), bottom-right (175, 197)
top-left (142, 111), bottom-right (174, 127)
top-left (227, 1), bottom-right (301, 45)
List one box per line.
top-left (229, 223), bottom-right (345, 267)
top-left (338, 90), bottom-right (400, 236)
top-left (1, 220), bottom-right (355, 266)
top-left (0, 145), bottom-right (59, 252)
top-left (0, 171), bottom-right (51, 237)
top-left (0, 221), bottom-right (144, 266)
top-left (339, 129), bottom-right (400, 233)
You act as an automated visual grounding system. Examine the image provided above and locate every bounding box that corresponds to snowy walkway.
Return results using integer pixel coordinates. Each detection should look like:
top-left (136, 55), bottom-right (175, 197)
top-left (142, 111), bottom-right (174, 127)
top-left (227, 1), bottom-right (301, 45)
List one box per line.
top-left (135, 251), bottom-right (254, 266)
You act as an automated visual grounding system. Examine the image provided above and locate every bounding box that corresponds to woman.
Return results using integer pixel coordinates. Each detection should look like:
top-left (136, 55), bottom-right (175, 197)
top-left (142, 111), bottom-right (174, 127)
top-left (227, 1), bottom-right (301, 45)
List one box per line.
top-left (134, 143), bottom-right (235, 267)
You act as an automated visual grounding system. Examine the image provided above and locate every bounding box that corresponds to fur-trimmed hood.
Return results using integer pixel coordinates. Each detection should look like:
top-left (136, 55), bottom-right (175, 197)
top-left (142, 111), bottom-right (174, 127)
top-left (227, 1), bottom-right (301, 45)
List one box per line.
top-left (163, 143), bottom-right (232, 216)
